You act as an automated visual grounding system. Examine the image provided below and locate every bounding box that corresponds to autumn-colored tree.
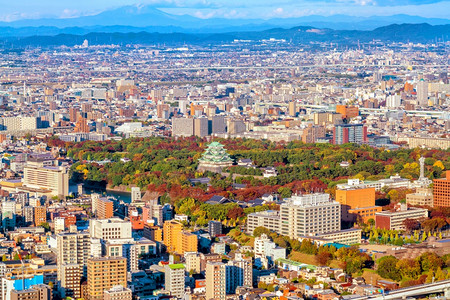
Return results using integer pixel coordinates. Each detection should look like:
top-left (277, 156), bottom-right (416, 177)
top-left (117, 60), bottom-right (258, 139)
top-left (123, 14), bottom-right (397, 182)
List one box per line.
top-left (316, 250), bottom-right (332, 266)
top-left (396, 258), bottom-right (421, 279)
top-left (417, 252), bottom-right (444, 272)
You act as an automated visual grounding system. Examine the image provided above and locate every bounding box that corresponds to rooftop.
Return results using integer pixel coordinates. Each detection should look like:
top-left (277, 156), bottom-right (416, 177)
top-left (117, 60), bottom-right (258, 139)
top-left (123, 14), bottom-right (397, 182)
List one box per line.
top-left (168, 264), bottom-right (185, 270)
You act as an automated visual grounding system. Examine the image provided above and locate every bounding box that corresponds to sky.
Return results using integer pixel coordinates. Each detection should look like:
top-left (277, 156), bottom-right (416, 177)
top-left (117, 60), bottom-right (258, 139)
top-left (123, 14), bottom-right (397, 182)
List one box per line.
top-left (1, 0), bottom-right (450, 21)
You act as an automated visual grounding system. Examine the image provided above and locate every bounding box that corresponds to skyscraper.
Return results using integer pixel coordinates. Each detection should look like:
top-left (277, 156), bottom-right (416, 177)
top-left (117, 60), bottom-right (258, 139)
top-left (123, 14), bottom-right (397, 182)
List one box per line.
top-left (417, 80), bottom-right (428, 106)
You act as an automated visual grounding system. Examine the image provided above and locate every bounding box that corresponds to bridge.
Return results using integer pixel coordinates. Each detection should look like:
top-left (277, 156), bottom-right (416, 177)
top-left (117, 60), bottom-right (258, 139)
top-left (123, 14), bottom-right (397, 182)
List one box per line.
top-left (351, 279), bottom-right (450, 299)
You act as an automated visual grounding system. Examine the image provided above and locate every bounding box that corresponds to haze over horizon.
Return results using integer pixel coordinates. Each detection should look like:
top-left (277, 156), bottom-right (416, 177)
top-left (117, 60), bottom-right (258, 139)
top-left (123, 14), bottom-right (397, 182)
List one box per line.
top-left (1, 0), bottom-right (450, 22)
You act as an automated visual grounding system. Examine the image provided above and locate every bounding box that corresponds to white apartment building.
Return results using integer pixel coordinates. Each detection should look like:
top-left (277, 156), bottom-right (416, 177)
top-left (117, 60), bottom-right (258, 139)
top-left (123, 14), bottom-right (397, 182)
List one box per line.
top-left (89, 218), bottom-right (132, 241)
top-left (246, 210), bottom-right (280, 235)
top-left (165, 264), bottom-right (185, 299)
top-left (280, 193), bottom-right (340, 239)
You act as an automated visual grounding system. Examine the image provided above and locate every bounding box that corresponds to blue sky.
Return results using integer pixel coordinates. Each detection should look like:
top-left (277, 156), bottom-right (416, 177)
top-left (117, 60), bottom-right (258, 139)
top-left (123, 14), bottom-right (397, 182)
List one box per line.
top-left (1, 0), bottom-right (449, 21)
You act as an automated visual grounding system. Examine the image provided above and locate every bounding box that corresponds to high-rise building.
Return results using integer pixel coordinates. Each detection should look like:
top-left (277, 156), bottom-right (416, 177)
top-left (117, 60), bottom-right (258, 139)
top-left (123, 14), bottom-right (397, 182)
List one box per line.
top-left (59, 264), bottom-right (82, 298)
top-left (103, 286), bottom-right (132, 300)
top-left (433, 170), bottom-right (450, 207)
top-left (209, 115), bottom-right (226, 134)
top-left (163, 220), bottom-right (197, 254)
top-left (335, 179), bottom-right (381, 222)
top-left (333, 124), bottom-right (368, 145)
top-left (23, 155), bottom-right (69, 197)
top-left (86, 257), bottom-right (127, 300)
top-left (164, 264), bottom-right (185, 298)
top-left (96, 198), bottom-right (113, 219)
top-left (279, 193), bottom-right (340, 239)
top-left (89, 218), bottom-right (132, 241)
top-left (172, 118), bottom-right (194, 137)
top-left (131, 187), bottom-right (141, 203)
top-left (2, 201), bottom-right (16, 231)
top-left (193, 117), bottom-right (208, 137)
top-left (56, 232), bottom-right (91, 298)
top-left (288, 101), bottom-right (296, 117)
top-left (33, 206), bottom-right (46, 227)
top-left (205, 262), bottom-right (226, 300)
top-left (208, 220), bottom-right (222, 237)
top-left (225, 253), bottom-right (252, 294)
top-left (416, 80), bottom-right (428, 106)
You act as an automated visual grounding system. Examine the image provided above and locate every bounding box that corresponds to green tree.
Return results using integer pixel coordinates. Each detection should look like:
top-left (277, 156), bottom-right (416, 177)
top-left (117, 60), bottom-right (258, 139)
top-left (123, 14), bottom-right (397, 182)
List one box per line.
top-left (377, 256), bottom-right (401, 281)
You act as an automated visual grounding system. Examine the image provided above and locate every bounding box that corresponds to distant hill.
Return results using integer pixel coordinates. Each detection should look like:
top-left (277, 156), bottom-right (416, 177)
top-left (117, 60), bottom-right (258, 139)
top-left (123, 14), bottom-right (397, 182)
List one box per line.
top-left (1, 23), bottom-right (449, 47)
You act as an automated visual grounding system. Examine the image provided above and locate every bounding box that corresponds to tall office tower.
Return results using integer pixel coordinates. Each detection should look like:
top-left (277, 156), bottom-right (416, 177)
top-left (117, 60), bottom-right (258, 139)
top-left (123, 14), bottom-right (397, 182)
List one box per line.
top-left (209, 115), bottom-right (226, 134)
top-left (279, 193), bottom-right (340, 239)
top-left (227, 120), bottom-right (246, 134)
top-left (332, 124), bottom-right (368, 145)
top-left (417, 79), bottom-right (428, 106)
top-left (81, 103), bottom-right (93, 113)
top-left (33, 206), bottom-right (46, 227)
top-left (336, 179), bottom-right (381, 222)
top-left (86, 257), bottom-right (127, 300)
top-left (23, 156), bottom-right (69, 197)
top-left (172, 118), bottom-right (194, 137)
top-left (163, 220), bottom-right (197, 254)
top-left (103, 286), bottom-right (132, 300)
top-left (23, 206), bottom-right (34, 226)
top-left (288, 101), bottom-right (297, 117)
top-left (96, 198), bottom-right (113, 219)
top-left (131, 187), bottom-right (141, 203)
top-left (205, 262), bottom-right (226, 300)
top-left (2, 201), bottom-right (16, 231)
top-left (89, 218), bottom-right (132, 241)
top-left (91, 194), bottom-right (100, 215)
top-left (164, 264), bottom-right (185, 298)
top-left (69, 107), bottom-right (79, 122)
top-left (194, 117), bottom-right (208, 137)
top-left (225, 253), bottom-right (252, 294)
top-left (208, 221), bottom-right (222, 237)
top-left (56, 232), bottom-right (91, 298)
top-left (433, 170), bottom-right (450, 207)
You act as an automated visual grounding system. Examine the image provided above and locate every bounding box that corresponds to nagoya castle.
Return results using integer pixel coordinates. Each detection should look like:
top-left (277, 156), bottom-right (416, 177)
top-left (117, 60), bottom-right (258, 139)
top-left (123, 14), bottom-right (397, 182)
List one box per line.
top-left (197, 142), bottom-right (233, 173)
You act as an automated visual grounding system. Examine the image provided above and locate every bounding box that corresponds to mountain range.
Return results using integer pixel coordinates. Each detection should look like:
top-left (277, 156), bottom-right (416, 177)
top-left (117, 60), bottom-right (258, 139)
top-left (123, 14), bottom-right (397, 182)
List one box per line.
top-left (1, 23), bottom-right (449, 47)
top-left (0, 5), bottom-right (448, 47)
top-left (0, 5), bottom-right (449, 37)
